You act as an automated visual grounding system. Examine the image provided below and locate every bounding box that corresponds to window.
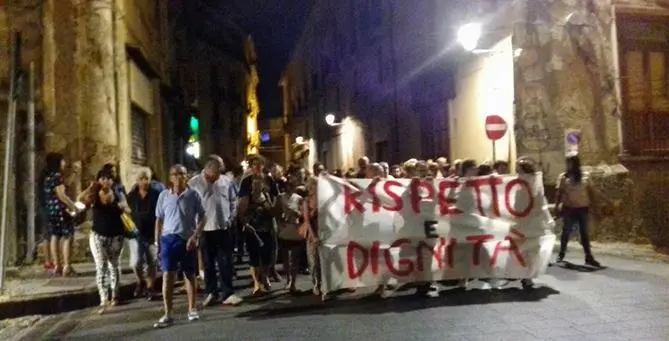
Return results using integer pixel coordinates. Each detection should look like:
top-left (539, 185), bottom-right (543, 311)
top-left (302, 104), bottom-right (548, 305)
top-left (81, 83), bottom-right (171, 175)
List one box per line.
top-left (375, 141), bottom-right (389, 162)
top-left (131, 106), bottom-right (149, 165)
top-left (618, 16), bottom-right (669, 155)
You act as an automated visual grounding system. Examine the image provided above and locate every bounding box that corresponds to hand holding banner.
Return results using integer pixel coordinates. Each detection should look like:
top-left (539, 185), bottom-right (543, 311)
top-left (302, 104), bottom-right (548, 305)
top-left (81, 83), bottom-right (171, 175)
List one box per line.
top-left (317, 174), bottom-right (556, 293)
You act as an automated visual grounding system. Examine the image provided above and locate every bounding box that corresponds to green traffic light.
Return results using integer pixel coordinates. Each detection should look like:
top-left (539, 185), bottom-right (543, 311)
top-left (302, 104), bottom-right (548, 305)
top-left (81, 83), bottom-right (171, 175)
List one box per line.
top-left (190, 115), bottom-right (199, 136)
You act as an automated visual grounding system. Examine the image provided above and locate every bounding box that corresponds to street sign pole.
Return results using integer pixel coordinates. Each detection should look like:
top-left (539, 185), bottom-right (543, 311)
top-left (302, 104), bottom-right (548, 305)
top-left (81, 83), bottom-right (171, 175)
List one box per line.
top-left (492, 140), bottom-right (497, 162)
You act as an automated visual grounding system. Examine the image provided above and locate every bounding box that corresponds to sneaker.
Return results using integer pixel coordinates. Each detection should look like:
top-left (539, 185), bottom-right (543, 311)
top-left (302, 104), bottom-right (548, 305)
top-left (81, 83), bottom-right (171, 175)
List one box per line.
top-left (187, 311), bottom-right (200, 321)
top-left (202, 294), bottom-right (217, 307)
top-left (222, 294), bottom-right (243, 306)
top-left (153, 316), bottom-right (174, 329)
top-left (585, 257), bottom-right (601, 268)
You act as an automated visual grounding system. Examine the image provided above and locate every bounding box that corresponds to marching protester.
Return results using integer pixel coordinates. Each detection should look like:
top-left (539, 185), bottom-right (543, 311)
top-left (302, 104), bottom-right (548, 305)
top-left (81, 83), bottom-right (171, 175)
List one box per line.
top-left (493, 160), bottom-right (510, 175)
top-left (154, 164), bottom-right (206, 328)
top-left (237, 156), bottom-right (278, 296)
top-left (274, 167), bottom-right (308, 293)
top-left (356, 156), bottom-right (370, 178)
top-left (304, 163), bottom-right (323, 298)
top-left (40, 152), bottom-right (80, 276)
top-left (126, 168), bottom-right (161, 300)
top-left (555, 154), bottom-right (601, 267)
top-left (267, 164), bottom-right (285, 283)
top-left (78, 169), bottom-right (128, 314)
top-left (188, 155), bottom-right (243, 307)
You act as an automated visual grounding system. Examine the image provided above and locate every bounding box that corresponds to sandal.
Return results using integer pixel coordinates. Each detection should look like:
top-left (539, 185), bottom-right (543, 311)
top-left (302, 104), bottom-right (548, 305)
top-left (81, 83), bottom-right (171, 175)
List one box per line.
top-left (252, 288), bottom-right (265, 297)
top-left (133, 283), bottom-right (143, 298)
top-left (97, 302), bottom-right (108, 315)
top-left (62, 265), bottom-right (77, 277)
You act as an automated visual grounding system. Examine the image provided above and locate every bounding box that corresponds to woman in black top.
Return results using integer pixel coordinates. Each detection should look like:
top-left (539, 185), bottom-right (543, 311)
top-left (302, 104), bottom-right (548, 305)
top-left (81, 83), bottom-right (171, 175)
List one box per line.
top-left (79, 170), bottom-right (127, 314)
top-left (238, 156), bottom-right (278, 295)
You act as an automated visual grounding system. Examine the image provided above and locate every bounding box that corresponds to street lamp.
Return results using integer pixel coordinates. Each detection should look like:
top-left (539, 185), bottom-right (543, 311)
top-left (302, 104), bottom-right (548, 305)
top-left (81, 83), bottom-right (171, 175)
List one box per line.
top-left (457, 23), bottom-right (482, 51)
top-left (295, 136), bottom-right (304, 144)
top-left (325, 113), bottom-right (337, 126)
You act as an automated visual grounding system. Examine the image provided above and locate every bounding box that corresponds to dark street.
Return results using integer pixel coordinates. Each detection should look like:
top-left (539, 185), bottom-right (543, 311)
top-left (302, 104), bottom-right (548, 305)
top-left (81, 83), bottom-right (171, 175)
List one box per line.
top-left (21, 254), bottom-right (669, 341)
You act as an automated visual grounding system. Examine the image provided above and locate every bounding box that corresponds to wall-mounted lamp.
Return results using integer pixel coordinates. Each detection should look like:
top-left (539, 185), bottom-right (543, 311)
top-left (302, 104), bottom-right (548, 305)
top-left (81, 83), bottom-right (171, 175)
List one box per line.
top-left (457, 23), bottom-right (482, 51)
top-left (295, 136), bottom-right (304, 144)
top-left (325, 113), bottom-right (343, 126)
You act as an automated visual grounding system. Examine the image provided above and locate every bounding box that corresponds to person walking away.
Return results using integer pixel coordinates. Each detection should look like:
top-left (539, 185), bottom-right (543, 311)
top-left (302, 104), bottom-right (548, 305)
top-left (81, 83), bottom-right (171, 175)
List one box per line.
top-left (237, 156), bottom-right (277, 296)
top-left (41, 153), bottom-right (80, 276)
top-left (78, 170), bottom-right (127, 314)
top-left (555, 154), bottom-right (601, 267)
top-left (189, 155), bottom-right (243, 307)
top-left (274, 168), bottom-right (307, 293)
top-left (153, 164), bottom-right (206, 328)
top-left (127, 168), bottom-right (161, 300)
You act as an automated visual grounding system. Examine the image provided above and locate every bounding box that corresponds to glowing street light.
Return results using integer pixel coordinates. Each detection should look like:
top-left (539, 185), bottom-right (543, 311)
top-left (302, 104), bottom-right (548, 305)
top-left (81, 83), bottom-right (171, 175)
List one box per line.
top-left (295, 136), bottom-right (304, 144)
top-left (457, 23), bottom-right (482, 51)
top-left (186, 142), bottom-right (200, 159)
top-left (325, 113), bottom-right (336, 126)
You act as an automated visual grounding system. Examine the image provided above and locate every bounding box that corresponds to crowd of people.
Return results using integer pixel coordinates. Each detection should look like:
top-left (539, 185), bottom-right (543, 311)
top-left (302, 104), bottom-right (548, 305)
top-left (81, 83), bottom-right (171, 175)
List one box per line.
top-left (37, 150), bottom-right (601, 329)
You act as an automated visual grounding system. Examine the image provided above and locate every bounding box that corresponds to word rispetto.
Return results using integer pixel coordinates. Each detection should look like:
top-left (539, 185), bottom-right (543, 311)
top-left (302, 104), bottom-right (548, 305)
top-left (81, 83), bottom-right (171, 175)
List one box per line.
top-left (342, 177), bottom-right (535, 218)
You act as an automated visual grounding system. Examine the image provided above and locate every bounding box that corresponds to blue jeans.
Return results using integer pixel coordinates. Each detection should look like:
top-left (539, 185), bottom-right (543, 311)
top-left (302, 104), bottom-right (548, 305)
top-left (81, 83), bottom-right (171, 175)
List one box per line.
top-left (200, 229), bottom-right (235, 299)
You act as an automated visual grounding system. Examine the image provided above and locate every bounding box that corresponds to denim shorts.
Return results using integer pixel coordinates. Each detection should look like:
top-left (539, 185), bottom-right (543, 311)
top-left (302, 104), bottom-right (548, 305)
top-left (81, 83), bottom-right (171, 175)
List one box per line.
top-left (159, 234), bottom-right (195, 275)
top-left (128, 237), bottom-right (157, 270)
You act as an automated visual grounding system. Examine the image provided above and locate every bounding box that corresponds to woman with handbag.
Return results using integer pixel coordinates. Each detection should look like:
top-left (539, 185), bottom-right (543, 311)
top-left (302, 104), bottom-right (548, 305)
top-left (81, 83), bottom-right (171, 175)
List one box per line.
top-left (273, 169), bottom-right (308, 293)
top-left (78, 169), bottom-right (130, 314)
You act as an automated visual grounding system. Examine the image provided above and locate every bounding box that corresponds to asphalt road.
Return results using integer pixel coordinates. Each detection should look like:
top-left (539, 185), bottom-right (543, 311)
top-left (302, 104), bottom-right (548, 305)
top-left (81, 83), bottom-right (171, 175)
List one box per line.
top-left (18, 254), bottom-right (669, 341)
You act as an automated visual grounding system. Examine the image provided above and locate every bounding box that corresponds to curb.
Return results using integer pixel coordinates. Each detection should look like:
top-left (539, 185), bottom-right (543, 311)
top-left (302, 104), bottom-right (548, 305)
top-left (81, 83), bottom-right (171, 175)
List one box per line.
top-left (0, 276), bottom-right (163, 320)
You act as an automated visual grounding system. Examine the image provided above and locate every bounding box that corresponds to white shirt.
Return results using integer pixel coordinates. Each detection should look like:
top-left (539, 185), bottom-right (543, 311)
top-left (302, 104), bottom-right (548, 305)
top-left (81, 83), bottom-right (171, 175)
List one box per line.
top-left (188, 173), bottom-right (237, 232)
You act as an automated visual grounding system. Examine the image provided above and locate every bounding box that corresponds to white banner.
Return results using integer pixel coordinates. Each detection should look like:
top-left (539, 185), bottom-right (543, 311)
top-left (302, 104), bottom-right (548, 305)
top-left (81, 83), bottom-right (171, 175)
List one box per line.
top-left (317, 174), bottom-right (556, 293)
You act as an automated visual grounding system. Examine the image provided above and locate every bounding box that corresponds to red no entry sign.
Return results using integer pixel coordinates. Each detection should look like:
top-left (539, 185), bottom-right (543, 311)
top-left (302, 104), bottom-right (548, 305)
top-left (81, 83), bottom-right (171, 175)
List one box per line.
top-left (485, 115), bottom-right (508, 141)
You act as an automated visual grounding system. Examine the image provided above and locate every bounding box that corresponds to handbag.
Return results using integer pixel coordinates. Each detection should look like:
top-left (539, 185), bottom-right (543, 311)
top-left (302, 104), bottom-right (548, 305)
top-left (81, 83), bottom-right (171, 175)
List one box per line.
top-left (121, 212), bottom-right (139, 238)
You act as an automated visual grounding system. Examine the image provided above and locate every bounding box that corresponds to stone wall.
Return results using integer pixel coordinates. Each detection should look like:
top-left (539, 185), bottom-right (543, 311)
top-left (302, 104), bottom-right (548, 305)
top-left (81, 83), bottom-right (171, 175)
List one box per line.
top-left (512, 0), bottom-right (620, 180)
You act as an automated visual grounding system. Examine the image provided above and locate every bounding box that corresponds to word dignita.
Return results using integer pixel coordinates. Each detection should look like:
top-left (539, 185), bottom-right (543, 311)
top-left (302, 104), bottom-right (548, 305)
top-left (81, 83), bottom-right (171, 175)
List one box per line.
top-left (346, 231), bottom-right (527, 279)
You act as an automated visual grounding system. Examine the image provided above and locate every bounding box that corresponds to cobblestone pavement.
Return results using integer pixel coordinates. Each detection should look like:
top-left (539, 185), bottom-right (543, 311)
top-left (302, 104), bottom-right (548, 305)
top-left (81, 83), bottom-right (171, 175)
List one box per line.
top-left (17, 252), bottom-right (669, 341)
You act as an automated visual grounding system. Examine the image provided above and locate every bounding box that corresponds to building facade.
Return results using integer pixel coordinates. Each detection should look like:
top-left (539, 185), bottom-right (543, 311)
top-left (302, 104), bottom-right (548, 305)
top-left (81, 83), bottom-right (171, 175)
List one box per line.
top-left (258, 117), bottom-right (286, 166)
top-left (244, 36), bottom-right (261, 156)
top-left (280, 0), bottom-right (454, 171)
top-left (0, 0), bottom-right (250, 264)
top-left (447, 0), bottom-right (669, 247)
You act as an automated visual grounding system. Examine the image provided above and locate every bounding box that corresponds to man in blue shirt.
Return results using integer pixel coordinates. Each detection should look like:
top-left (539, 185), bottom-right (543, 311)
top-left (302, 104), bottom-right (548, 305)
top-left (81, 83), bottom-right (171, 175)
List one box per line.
top-left (153, 164), bottom-right (206, 329)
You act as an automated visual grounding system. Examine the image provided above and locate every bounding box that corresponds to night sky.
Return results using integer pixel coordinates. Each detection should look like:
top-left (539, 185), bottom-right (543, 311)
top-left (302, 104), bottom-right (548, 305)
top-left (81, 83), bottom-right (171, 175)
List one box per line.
top-left (217, 0), bottom-right (312, 118)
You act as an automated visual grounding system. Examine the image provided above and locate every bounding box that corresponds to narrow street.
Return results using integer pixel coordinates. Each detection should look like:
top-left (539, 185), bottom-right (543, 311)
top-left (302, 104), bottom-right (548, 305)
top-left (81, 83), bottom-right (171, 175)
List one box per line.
top-left (19, 253), bottom-right (669, 341)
